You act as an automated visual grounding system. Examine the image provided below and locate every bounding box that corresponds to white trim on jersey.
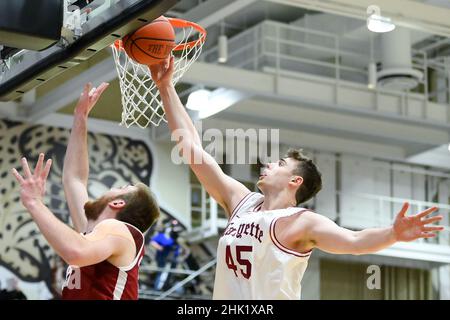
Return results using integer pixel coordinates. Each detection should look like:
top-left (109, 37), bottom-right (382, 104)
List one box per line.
top-left (119, 222), bottom-right (145, 272)
top-left (113, 269), bottom-right (128, 300)
top-left (269, 210), bottom-right (312, 258)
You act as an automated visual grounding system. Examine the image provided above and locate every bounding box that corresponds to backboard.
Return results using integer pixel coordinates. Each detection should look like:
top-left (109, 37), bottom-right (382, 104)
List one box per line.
top-left (0, 0), bottom-right (178, 102)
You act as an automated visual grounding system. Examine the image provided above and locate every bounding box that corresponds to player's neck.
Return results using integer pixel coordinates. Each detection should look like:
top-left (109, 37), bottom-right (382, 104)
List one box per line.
top-left (86, 209), bottom-right (117, 233)
top-left (260, 190), bottom-right (296, 211)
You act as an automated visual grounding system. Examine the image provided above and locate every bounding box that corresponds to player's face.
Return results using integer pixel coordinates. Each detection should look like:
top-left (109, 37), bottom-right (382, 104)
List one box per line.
top-left (84, 184), bottom-right (139, 221)
top-left (257, 158), bottom-right (299, 190)
top-left (105, 184), bottom-right (138, 199)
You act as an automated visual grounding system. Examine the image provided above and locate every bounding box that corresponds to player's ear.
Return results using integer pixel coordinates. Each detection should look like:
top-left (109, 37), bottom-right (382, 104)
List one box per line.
top-left (289, 176), bottom-right (303, 186)
top-left (108, 199), bottom-right (126, 210)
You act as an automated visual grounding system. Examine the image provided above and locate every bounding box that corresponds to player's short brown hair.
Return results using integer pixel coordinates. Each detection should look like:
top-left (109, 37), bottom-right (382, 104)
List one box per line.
top-left (286, 148), bottom-right (322, 205)
top-left (115, 183), bottom-right (160, 233)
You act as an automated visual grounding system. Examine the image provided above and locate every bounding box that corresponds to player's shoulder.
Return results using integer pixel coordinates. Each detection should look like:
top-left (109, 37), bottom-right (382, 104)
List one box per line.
top-left (93, 219), bottom-right (131, 235)
top-left (286, 208), bottom-right (318, 224)
top-left (295, 209), bottom-right (332, 226)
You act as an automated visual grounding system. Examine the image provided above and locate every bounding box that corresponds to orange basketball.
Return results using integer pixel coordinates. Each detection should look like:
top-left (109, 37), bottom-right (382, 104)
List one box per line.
top-left (124, 16), bottom-right (175, 66)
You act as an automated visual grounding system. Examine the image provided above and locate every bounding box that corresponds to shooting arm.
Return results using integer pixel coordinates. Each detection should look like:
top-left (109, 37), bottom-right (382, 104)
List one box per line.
top-left (155, 61), bottom-right (250, 217)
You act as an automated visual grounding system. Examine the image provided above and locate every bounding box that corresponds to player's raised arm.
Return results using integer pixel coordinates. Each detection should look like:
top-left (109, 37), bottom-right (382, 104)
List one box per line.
top-left (300, 203), bottom-right (443, 255)
top-left (12, 155), bottom-right (132, 267)
top-left (150, 57), bottom-right (250, 217)
top-left (62, 82), bottom-right (109, 232)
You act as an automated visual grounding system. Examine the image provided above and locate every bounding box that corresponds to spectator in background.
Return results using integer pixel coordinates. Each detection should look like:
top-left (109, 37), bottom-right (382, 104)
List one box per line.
top-left (150, 220), bottom-right (181, 291)
top-left (0, 280), bottom-right (5, 300)
top-left (0, 277), bottom-right (27, 300)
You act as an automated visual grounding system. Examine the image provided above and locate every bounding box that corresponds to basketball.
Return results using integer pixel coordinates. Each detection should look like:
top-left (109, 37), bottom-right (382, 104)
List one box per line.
top-left (123, 16), bottom-right (176, 66)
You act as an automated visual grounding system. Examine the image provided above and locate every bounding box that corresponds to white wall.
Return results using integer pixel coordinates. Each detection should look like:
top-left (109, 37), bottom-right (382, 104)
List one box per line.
top-left (340, 155), bottom-right (391, 228)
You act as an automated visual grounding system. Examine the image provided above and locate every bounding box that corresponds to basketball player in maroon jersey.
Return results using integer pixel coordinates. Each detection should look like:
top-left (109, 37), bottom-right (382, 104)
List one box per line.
top-left (12, 83), bottom-right (160, 300)
top-left (150, 57), bottom-right (444, 299)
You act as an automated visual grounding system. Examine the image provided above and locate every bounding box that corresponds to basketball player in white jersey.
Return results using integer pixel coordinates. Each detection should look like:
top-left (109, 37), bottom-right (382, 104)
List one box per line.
top-left (151, 57), bottom-right (444, 300)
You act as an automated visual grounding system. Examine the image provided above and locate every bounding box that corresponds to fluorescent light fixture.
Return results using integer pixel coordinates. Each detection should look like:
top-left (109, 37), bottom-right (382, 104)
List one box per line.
top-left (368, 62), bottom-right (377, 89)
top-left (448, 143), bottom-right (450, 152)
top-left (186, 89), bottom-right (211, 111)
top-left (367, 14), bottom-right (395, 33)
top-left (218, 35), bottom-right (228, 63)
top-left (186, 88), bottom-right (249, 119)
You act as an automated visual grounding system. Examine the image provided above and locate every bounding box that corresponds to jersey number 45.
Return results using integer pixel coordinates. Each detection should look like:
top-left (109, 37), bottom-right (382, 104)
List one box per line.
top-left (225, 245), bottom-right (252, 279)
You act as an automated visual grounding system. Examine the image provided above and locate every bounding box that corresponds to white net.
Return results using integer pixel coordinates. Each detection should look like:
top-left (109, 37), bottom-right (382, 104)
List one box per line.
top-left (111, 19), bottom-right (206, 128)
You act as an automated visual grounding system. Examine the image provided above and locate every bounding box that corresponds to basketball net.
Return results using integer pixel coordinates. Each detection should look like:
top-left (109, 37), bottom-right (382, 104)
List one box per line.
top-left (111, 18), bottom-right (206, 128)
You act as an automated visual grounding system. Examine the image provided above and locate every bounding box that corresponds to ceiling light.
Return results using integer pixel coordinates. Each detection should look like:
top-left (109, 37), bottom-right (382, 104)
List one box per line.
top-left (368, 62), bottom-right (377, 89)
top-left (367, 14), bottom-right (395, 33)
top-left (218, 35), bottom-right (228, 63)
top-left (186, 89), bottom-right (211, 111)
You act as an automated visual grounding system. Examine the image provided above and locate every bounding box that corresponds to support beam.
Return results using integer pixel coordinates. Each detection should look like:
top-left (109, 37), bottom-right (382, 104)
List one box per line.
top-left (407, 144), bottom-right (450, 170)
top-left (183, 0), bottom-right (258, 29)
top-left (222, 99), bottom-right (449, 148)
top-left (204, 118), bottom-right (406, 160)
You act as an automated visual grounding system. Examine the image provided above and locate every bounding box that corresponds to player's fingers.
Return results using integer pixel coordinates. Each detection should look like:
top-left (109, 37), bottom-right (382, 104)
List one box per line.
top-left (97, 82), bottom-right (109, 96)
top-left (11, 168), bottom-right (25, 184)
top-left (168, 55), bottom-right (175, 72)
top-left (34, 153), bottom-right (44, 177)
top-left (420, 232), bottom-right (436, 239)
top-left (416, 206), bottom-right (438, 219)
top-left (397, 202), bottom-right (409, 218)
top-left (422, 226), bottom-right (444, 232)
top-left (41, 159), bottom-right (52, 182)
top-left (21, 157), bottom-right (33, 179)
top-left (82, 82), bottom-right (91, 97)
top-left (421, 216), bottom-right (443, 225)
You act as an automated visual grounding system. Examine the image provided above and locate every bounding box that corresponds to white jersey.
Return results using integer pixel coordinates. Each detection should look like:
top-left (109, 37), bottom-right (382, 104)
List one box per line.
top-left (213, 192), bottom-right (312, 300)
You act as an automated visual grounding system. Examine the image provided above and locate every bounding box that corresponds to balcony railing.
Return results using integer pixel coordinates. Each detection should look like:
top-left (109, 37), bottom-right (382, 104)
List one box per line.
top-left (203, 20), bottom-right (450, 114)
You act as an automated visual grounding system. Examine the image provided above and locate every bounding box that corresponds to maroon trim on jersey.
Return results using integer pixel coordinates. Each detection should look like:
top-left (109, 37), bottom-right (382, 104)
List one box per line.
top-left (269, 210), bottom-right (313, 258)
top-left (229, 192), bottom-right (254, 221)
top-left (253, 201), bottom-right (263, 212)
top-left (125, 224), bottom-right (144, 259)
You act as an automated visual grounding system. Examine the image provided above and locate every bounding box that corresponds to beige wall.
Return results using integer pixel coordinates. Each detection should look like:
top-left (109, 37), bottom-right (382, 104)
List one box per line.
top-left (151, 141), bottom-right (191, 228)
top-left (320, 259), bottom-right (435, 300)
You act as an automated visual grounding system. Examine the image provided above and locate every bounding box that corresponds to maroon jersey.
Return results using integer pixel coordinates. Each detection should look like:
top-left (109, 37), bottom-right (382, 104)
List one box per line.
top-left (62, 223), bottom-right (145, 300)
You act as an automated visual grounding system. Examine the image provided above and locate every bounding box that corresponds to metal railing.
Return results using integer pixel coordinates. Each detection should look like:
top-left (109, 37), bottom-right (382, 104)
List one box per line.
top-left (203, 19), bottom-right (450, 110)
top-left (155, 258), bottom-right (217, 300)
top-left (336, 191), bottom-right (450, 243)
